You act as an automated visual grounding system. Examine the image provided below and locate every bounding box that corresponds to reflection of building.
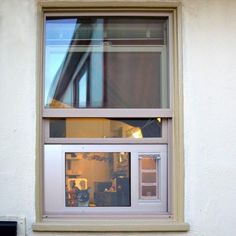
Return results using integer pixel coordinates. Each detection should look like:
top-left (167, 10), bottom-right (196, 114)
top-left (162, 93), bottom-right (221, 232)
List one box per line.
top-left (46, 18), bottom-right (167, 109)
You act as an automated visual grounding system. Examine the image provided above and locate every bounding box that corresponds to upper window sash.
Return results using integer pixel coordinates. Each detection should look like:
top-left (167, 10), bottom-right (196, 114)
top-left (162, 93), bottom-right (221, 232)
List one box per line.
top-left (43, 15), bottom-right (172, 114)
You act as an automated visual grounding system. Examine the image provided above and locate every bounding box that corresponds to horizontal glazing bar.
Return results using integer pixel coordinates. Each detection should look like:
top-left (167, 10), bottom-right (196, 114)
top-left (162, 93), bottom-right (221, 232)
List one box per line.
top-left (43, 109), bottom-right (173, 118)
top-left (46, 45), bottom-right (166, 52)
top-left (44, 138), bottom-right (168, 144)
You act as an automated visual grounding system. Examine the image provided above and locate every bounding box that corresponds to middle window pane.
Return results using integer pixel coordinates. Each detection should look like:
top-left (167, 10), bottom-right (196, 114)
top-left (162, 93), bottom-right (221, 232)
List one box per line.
top-left (49, 118), bottom-right (162, 138)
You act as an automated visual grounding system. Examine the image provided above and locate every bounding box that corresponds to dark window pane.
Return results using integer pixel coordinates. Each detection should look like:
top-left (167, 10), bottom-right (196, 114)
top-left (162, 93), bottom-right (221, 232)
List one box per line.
top-left (105, 51), bottom-right (162, 108)
top-left (49, 118), bottom-right (162, 138)
top-left (142, 186), bottom-right (157, 197)
top-left (142, 172), bottom-right (157, 183)
top-left (65, 152), bottom-right (130, 207)
top-left (49, 119), bottom-right (66, 137)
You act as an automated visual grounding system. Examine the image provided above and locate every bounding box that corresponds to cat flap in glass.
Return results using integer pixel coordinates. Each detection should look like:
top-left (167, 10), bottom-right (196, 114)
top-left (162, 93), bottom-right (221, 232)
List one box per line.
top-left (139, 153), bottom-right (160, 200)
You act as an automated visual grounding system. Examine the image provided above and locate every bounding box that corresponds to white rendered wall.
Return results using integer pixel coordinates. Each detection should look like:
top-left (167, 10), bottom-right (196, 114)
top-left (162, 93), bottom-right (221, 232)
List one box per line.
top-left (0, 0), bottom-right (36, 235)
top-left (0, 0), bottom-right (236, 235)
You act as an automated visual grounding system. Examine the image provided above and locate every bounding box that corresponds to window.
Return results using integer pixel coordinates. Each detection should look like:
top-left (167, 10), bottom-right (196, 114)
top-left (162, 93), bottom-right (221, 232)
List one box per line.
top-left (43, 14), bottom-right (169, 215)
top-left (33, 3), bottom-right (188, 232)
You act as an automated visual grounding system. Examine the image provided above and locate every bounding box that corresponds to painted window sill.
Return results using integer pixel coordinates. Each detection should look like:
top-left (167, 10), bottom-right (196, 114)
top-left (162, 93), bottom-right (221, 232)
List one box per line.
top-left (32, 219), bottom-right (189, 232)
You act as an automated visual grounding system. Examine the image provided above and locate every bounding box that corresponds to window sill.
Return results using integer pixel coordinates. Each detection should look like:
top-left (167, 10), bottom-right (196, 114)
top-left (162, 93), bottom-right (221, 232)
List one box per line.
top-left (32, 219), bottom-right (189, 232)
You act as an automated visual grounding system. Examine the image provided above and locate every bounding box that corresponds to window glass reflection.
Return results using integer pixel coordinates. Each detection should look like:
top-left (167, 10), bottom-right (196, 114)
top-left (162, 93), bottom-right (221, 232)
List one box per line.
top-left (45, 17), bottom-right (168, 108)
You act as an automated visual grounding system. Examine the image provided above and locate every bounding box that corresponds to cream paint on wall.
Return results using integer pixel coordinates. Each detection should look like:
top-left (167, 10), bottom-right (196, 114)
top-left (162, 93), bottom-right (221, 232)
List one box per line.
top-left (0, 0), bottom-right (236, 235)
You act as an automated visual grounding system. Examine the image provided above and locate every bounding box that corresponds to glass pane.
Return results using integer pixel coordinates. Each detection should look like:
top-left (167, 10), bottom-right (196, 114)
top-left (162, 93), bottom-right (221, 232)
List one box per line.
top-left (139, 154), bottom-right (159, 199)
top-left (65, 152), bottom-right (130, 207)
top-left (49, 118), bottom-right (162, 138)
top-left (44, 17), bottom-right (168, 108)
top-left (141, 157), bottom-right (157, 170)
top-left (142, 186), bottom-right (157, 198)
top-left (142, 172), bottom-right (157, 183)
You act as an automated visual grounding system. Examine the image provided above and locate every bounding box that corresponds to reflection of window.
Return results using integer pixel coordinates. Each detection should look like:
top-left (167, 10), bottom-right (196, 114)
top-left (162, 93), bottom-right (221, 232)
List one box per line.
top-left (74, 64), bottom-right (89, 108)
top-left (37, 6), bottom-right (188, 233)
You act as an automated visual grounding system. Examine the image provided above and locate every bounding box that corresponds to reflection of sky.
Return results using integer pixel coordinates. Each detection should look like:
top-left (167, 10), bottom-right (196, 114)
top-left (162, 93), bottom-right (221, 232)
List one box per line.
top-left (79, 71), bottom-right (87, 107)
top-left (44, 19), bottom-right (77, 105)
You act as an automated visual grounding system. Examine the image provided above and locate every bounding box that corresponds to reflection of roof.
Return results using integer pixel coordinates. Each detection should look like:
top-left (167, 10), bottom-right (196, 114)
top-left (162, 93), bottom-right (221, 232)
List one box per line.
top-left (49, 99), bottom-right (72, 108)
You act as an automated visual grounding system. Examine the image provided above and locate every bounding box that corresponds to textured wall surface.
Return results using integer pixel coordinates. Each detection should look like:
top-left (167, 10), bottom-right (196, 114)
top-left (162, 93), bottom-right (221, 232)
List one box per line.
top-left (0, 0), bottom-right (36, 234)
top-left (183, 0), bottom-right (236, 235)
top-left (0, 0), bottom-right (236, 235)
